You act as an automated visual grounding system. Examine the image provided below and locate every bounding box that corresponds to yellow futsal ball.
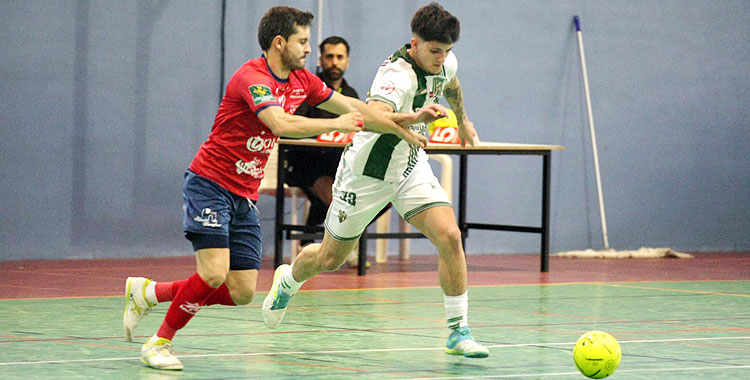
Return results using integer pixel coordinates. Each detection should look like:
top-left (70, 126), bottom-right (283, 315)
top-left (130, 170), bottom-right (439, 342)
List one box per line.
top-left (427, 109), bottom-right (458, 136)
top-left (573, 331), bottom-right (622, 378)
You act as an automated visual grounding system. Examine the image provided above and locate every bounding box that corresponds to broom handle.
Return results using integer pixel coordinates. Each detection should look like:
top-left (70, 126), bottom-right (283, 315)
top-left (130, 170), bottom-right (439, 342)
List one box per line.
top-left (575, 16), bottom-right (609, 249)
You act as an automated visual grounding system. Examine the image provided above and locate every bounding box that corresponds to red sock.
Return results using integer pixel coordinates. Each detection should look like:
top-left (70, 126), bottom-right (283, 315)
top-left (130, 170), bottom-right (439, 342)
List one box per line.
top-left (155, 280), bottom-right (234, 305)
top-left (154, 280), bottom-right (187, 303)
top-left (157, 273), bottom-right (216, 340)
top-left (202, 283), bottom-right (235, 306)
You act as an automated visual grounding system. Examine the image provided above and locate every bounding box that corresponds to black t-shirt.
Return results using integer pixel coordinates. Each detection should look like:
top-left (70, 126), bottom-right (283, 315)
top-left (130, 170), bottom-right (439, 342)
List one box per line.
top-left (285, 75), bottom-right (359, 188)
top-left (294, 76), bottom-right (359, 119)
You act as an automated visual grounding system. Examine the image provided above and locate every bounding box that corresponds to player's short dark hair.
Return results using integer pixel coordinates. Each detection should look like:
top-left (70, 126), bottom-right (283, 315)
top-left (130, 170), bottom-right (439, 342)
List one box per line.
top-left (319, 36), bottom-right (350, 55)
top-left (410, 2), bottom-right (460, 44)
top-left (258, 6), bottom-right (314, 51)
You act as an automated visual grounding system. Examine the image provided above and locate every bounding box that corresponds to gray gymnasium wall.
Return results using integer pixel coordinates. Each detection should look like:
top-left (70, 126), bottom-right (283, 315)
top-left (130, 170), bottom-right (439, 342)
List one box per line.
top-left (1, 0), bottom-right (748, 261)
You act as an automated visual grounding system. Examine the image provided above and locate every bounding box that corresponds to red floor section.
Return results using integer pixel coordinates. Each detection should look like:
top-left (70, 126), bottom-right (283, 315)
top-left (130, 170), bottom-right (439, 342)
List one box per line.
top-left (1, 253), bottom-right (748, 299)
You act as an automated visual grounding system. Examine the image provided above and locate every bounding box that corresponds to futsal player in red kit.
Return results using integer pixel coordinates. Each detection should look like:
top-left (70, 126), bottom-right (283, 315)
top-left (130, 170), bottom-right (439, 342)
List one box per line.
top-left (122, 6), bottom-right (430, 370)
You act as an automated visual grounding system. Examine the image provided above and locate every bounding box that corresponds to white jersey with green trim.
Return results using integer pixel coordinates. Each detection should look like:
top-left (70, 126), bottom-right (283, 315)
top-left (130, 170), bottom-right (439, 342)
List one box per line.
top-left (345, 44), bottom-right (457, 182)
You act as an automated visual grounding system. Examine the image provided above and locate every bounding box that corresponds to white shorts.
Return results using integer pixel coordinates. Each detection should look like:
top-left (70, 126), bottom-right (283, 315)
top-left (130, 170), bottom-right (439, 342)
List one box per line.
top-left (324, 157), bottom-right (451, 241)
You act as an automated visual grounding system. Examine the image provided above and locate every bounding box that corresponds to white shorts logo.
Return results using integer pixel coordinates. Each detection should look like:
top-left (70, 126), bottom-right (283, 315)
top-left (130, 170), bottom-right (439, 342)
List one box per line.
top-left (194, 208), bottom-right (222, 228)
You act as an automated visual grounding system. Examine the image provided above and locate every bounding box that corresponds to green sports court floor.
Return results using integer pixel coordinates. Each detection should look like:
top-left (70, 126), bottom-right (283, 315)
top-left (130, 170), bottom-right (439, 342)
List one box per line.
top-left (2, 275), bottom-right (749, 379)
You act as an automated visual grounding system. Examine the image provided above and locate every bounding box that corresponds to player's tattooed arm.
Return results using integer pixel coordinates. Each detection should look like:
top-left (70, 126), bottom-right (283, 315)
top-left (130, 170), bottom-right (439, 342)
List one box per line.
top-left (444, 75), bottom-right (468, 127)
top-left (445, 75), bottom-right (479, 147)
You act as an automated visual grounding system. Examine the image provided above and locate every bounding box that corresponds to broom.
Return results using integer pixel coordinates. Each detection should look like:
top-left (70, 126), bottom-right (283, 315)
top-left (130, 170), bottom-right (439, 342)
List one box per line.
top-left (555, 16), bottom-right (691, 259)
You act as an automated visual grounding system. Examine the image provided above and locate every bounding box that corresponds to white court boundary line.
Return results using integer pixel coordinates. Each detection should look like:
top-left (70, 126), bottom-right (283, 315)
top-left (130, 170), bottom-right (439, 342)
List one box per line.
top-left (409, 365), bottom-right (750, 380)
top-left (2, 336), bottom-right (749, 367)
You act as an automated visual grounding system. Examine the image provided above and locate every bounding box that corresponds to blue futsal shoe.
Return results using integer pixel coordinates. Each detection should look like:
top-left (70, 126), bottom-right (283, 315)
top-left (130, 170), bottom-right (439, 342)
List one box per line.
top-left (445, 327), bottom-right (490, 358)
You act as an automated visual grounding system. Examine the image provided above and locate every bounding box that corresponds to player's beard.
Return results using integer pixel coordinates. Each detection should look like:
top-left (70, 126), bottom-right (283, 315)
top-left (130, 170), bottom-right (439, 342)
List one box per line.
top-left (321, 66), bottom-right (343, 81)
top-left (281, 47), bottom-right (306, 71)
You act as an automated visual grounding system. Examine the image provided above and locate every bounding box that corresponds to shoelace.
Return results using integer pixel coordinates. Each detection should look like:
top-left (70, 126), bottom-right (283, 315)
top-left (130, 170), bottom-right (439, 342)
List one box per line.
top-left (449, 329), bottom-right (475, 347)
top-left (152, 341), bottom-right (175, 355)
top-left (162, 343), bottom-right (175, 355)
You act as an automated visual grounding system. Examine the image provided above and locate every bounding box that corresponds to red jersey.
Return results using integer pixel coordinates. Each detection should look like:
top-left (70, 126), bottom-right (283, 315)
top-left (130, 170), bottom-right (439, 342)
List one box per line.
top-left (189, 56), bottom-right (334, 200)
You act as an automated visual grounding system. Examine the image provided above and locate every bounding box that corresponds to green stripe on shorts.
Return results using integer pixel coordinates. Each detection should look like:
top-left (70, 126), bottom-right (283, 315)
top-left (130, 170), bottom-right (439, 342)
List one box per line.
top-left (403, 201), bottom-right (452, 221)
top-left (324, 223), bottom-right (361, 242)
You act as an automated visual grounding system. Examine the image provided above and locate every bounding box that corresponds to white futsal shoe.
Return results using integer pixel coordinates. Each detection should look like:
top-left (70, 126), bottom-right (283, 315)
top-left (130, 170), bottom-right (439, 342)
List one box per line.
top-left (123, 276), bottom-right (155, 342)
top-left (262, 264), bottom-right (294, 328)
top-left (141, 335), bottom-right (183, 370)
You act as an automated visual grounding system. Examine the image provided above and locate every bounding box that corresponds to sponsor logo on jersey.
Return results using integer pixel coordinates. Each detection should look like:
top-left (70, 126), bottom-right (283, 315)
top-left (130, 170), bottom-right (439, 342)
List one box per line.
top-left (194, 208), bottom-right (222, 228)
top-left (379, 80), bottom-right (396, 95)
top-left (406, 123), bottom-right (425, 133)
top-left (246, 135), bottom-right (276, 153)
top-left (235, 158), bottom-right (265, 178)
top-left (249, 84), bottom-right (275, 105)
top-left (289, 88), bottom-right (307, 99)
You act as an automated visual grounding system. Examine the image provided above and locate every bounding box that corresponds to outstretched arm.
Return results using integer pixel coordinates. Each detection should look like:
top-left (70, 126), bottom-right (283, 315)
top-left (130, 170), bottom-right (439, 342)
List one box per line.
top-left (256, 105), bottom-right (362, 138)
top-left (318, 92), bottom-right (427, 148)
top-left (444, 75), bottom-right (479, 147)
top-left (377, 103), bottom-right (450, 127)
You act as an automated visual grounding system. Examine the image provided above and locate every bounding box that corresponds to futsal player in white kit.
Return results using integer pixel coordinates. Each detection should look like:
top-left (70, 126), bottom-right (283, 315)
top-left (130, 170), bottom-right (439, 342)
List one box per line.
top-left (263, 2), bottom-right (488, 358)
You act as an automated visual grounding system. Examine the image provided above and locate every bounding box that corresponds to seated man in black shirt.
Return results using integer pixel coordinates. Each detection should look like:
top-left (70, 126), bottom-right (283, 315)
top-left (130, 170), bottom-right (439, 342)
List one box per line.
top-left (288, 36), bottom-right (366, 266)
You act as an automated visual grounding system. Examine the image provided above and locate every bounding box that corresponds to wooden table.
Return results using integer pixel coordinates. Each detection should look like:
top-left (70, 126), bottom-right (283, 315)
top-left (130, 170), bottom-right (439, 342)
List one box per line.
top-left (273, 139), bottom-right (564, 275)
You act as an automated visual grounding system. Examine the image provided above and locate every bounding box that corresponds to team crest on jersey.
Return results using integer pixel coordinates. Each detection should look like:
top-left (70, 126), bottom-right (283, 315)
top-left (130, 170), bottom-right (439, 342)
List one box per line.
top-left (338, 209), bottom-right (347, 223)
top-left (427, 76), bottom-right (446, 99)
top-left (249, 84), bottom-right (275, 105)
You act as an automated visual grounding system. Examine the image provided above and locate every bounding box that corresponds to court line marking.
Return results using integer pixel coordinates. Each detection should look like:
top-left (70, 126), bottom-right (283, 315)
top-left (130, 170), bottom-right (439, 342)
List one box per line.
top-left (291, 279), bottom-right (750, 293)
top-left (601, 283), bottom-right (750, 297)
top-left (2, 279), bottom-right (748, 301)
top-left (4, 317), bottom-right (750, 344)
top-left (407, 365), bottom-right (750, 379)
top-left (1, 336), bottom-right (748, 367)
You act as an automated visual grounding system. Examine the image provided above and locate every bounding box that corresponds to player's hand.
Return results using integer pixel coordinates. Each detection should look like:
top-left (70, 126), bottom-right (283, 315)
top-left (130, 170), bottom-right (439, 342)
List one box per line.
top-left (401, 129), bottom-right (428, 148)
top-left (458, 119), bottom-right (480, 147)
top-left (413, 104), bottom-right (450, 124)
top-left (334, 112), bottom-right (364, 133)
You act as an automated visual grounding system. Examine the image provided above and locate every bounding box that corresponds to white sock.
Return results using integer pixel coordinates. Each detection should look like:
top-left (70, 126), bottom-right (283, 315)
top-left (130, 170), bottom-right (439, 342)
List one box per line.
top-left (145, 281), bottom-right (158, 305)
top-left (279, 262), bottom-right (305, 295)
top-left (444, 292), bottom-right (468, 330)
